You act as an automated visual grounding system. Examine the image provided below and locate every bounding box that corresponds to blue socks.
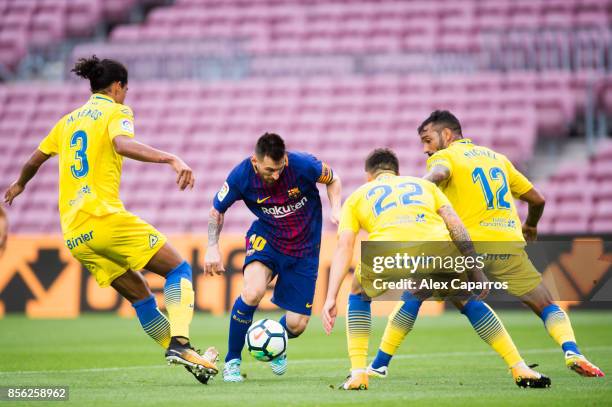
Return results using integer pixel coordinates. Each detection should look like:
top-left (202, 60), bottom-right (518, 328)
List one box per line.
top-left (346, 293), bottom-right (372, 371)
top-left (279, 315), bottom-right (299, 338)
top-left (225, 296), bottom-right (257, 362)
top-left (163, 261), bottom-right (195, 339)
top-left (165, 261), bottom-right (192, 287)
top-left (540, 304), bottom-right (580, 355)
top-left (132, 295), bottom-right (171, 348)
top-left (372, 294), bottom-right (422, 369)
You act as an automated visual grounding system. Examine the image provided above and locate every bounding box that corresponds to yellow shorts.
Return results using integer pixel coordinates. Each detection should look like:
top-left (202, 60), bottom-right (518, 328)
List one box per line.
top-left (484, 250), bottom-right (542, 297)
top-left (64, 211), bottom-right (168, 287)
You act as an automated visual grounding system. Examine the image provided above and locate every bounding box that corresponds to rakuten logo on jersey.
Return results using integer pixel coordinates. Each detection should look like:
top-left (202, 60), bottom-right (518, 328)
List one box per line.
top-left (261, 196), bottom-right (308, 218)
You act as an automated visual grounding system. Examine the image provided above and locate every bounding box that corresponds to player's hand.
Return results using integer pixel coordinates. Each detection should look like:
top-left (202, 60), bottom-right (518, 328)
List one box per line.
top-left (329, 205), bottom-right (341, 225)
top-left (522, 223), bottom-right (538, 241)
top-left (204, 245), bottom-right (225, 275)
top-left (4, 182), bottom-right (24, 206)
top-left (322, 297), bottom-right (337, 335)
top-left (467, 264), bottom-right (490, 300)
top-left (170, 156), bottom-right (195, 191)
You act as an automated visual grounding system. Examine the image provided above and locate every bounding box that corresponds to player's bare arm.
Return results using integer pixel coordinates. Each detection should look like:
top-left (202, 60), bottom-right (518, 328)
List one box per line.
top-left (325, 175), bottom-right (342, 225)
top-left (112, 135), bottom-right (195, 190)
top-left (423, 164), bottom-right (450, 186)
top-left (4, 149), bottom-right (51, 205)
top-left (438, 204), bottom-right (489, 299)
top-left (519, 187), bottom-right (546, 241)
top-left (322, 230), bottom-right (357, 334)
top-left (204, 207), bottom-right (225, 275)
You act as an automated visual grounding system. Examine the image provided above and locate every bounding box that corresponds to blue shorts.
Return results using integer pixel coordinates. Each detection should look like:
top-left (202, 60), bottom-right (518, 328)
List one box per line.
top-left (244, 234), bottom-right (319, 316)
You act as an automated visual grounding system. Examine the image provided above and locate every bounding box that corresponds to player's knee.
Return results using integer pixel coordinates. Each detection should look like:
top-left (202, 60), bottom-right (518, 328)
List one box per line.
top-left (520, 283), bottom-right (554, 314)
top-left (286, 316), bottom-right (309, 336)
top-left (350, 277), bottom-right (364, 296)
top-left (241, 286), bottom-right (265, 306)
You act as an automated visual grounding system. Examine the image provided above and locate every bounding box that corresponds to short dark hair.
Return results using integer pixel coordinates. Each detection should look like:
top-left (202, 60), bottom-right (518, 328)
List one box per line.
top-left (418, 110), bottom-right (462, 136)
top-left (255, 133), bottom-right (285, 161)
top-left (365, 148), bottom-right (399, 175)
top-left (72, 55), bottom-right (128, 93)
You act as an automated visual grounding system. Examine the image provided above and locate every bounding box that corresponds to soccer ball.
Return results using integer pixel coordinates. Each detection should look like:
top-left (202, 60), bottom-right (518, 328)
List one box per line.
top-left (246, 319), bottom-right (288, 361)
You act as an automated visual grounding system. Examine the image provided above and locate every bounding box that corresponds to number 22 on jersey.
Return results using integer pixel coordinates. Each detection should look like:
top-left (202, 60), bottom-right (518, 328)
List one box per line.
top-left (366, 182), bottom-right (423, 217)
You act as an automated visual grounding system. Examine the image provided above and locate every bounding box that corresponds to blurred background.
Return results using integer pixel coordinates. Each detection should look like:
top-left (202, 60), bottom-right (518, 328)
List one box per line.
top-left (0, 0), bottom-right (611, 317)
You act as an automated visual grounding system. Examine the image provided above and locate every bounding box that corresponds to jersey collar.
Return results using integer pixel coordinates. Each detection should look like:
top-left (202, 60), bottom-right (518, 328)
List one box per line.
top-left (90, 93), bottom-right (115, 103)
top-left (375, 172), bottom-right (397, 181)
top-left (450, 138), bottom-right (472, 146)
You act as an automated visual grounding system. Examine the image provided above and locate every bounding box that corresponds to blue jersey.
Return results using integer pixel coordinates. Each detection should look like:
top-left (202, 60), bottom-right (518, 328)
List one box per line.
top-left (213, 151), bottom-right (334, 258)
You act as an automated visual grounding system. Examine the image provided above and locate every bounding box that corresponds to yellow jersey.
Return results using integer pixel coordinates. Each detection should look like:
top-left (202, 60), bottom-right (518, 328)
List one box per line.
top-left (38, 93), bottom-right (135, 232)
top-left (338, 173), bottom-right (452, 241)
top-left (426, 139), bottom-right (533, 242)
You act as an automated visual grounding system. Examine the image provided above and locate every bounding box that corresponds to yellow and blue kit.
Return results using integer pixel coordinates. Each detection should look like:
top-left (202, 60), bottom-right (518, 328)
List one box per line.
top-left (39, 93), bottom-right (166, 287)
top-left (338, 173), bottom-right (465, 298)
top-left (426, 138), bottom-right (540, 296)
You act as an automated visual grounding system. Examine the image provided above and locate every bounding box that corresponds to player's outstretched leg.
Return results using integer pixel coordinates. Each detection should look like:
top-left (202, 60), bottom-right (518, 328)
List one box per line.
top-left (521, 283), bottom-right (604, 377)
top-left (145, 243), bottom-right (219, 381)
top-left (369, 292), bottom-right (422, 378)
top-left (112, 269), bottom-right (172, 349)
top-left (223, 261), bottom-right (271, 382)
top-left (111, 266), bottom-right (216, 384)
top-left (133, 295), bottom-right (172, 348)
top-left (340, 293), bottom-right (371, 390)
top-left (223, 295), bottom-right (257, 382)
top-left (539, 303), bottom-right (605, 377)
top-left (459, 298), bottom-right (551, 388)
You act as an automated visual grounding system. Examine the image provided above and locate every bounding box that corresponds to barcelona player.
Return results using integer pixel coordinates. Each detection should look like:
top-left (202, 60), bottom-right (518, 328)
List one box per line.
top-left (3, 56), bottom-right (218, 384)
top-left (205, 133), bottom-right (342, 382)
top-left (322, 148), bottom-right (549, 390)
top-left (370, 110), bottom-right (604, 379)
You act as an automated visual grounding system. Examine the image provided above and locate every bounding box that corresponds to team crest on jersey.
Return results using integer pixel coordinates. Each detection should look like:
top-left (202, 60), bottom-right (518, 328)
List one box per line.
top-left (217, 182), bottom-right (229, 202)
top-left (288, 187), bottom-right (301, 199)
top-left (149, 234), bottom-right (159, 249)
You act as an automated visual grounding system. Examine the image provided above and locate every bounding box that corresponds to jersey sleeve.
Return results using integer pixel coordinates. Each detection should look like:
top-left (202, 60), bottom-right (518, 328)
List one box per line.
top-left (430, 182), bottom-right (452, 210)
top-left (426, 149), bottom-right (453, 177)
top-left (338, 192), bottom-right (360, 234)
top-left (213, 166), bottom-right (243, 213)
top-left (38, 119), bottom-right (62, 156)
top-left (504, 157), bottom-right (533, 198)
top-left (300, 153), bottom-right (334, 184)
top-left (108, 105), bottom-right (135, 140)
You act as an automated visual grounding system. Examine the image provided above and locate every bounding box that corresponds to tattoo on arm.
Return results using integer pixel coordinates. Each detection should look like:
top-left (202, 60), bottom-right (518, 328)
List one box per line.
top-left (207, 208), bottom-right (224, 246)
top-left (438, 205), bottom-right (476, 256)
top-left (423, 165), bottom-right (450, 185)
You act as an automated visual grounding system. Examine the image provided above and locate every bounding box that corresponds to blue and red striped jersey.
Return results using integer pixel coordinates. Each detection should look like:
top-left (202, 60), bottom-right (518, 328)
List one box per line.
top-left (213, 151), bottom-right (334, 258)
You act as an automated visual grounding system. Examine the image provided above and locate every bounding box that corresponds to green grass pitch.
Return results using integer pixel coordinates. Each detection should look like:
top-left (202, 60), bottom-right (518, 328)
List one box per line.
top-left (0, 310), bottom-right (610, 406)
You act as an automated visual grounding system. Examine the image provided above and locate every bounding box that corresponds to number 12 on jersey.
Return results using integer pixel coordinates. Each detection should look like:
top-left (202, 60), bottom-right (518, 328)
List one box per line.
top-left (472, 167), bottom-right (510, 210)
